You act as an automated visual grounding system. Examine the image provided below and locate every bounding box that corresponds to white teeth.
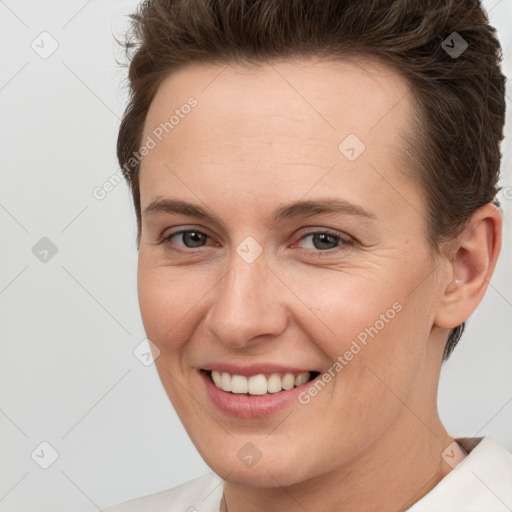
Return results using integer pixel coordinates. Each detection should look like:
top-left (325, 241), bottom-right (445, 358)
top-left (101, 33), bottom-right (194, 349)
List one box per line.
top-left (211, 370), bottom-right (222, 387)
top-left (221, 372), bottom-right (232, 392)
top-left (231, 374), bottom-right (248, 394)
top-left (267, 374), bottom-right (282, 393)
top-left (294, 372), bottom-right (309, 387)
top-left (248, 374), bottom-right (267, 395)
top-left (210, 370), bottom-right (311, 395)
top-left (281, 373), bottom-right (295, 390)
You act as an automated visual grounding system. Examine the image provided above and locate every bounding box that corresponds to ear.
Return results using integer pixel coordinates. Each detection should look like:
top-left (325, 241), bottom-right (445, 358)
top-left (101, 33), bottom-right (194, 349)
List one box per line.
top-left (434, 203), bottom-right (502, 330)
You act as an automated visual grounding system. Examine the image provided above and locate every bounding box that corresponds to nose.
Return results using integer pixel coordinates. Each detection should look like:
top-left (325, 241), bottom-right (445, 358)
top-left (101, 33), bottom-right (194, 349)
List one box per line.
top-left (203, 251), bottom-right (288, 349)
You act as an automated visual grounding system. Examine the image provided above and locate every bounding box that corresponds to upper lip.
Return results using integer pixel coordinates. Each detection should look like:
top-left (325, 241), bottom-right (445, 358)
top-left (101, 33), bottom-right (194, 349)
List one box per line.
top-left (199, 363), bottom-right (317, 376)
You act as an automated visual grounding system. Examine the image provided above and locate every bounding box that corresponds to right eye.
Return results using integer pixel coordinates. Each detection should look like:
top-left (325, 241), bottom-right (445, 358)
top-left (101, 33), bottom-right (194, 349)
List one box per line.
top-left (162, 229), bottom-right (212, 252)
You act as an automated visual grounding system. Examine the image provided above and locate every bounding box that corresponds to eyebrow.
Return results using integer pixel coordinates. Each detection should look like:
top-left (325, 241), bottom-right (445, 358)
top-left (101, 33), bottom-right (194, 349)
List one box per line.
top-left (143, 197), bottom-right (376, 224)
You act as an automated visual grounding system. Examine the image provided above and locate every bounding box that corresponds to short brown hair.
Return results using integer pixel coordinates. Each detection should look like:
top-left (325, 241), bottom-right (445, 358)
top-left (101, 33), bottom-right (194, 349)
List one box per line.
top-left (116, 0), bottom-right (506, 361)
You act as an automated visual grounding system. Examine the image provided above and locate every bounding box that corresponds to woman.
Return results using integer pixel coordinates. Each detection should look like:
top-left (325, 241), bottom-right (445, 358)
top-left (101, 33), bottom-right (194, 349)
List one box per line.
top-left (105, 0), bottom-right (512, 510)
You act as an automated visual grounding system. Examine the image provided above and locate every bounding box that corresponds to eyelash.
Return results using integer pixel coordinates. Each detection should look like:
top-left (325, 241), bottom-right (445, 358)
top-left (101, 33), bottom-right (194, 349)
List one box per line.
top-left (159, 228), bottom-right (353, 258)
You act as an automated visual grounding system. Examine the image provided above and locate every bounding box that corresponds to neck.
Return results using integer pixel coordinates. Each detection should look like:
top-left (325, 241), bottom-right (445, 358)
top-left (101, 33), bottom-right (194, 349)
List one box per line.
top-left (222, 413), bottom-right (455, 512)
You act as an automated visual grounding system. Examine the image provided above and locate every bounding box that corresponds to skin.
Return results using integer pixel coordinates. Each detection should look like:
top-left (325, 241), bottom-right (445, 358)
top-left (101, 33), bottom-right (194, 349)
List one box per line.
top-left (136, 57), bottom-right (502, 512)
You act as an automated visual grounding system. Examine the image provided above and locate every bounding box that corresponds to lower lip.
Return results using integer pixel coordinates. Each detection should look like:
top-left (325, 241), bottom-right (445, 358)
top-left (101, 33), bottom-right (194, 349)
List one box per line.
top-left (199, 370), bottom-right (314, 418)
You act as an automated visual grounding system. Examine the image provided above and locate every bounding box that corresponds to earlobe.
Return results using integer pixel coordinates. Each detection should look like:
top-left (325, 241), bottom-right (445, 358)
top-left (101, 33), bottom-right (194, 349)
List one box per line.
top-left (434, 203), bottom-right (502, 330)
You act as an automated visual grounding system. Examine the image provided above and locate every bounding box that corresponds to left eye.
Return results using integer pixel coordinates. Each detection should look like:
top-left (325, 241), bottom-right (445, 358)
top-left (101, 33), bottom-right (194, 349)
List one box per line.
top-left (295, 232), bottom-right (346, 251)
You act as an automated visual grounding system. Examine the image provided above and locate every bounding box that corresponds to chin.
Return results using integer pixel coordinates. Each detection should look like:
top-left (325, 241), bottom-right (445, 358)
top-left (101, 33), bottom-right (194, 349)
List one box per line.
top-left (215, 461), bottom-right (307, 488)
top-left (197, 438), bottom-right (316, 488)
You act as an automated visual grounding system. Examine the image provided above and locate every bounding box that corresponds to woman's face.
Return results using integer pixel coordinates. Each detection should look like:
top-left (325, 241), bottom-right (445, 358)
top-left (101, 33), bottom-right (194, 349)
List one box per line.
top-left (137, 58), bottom-right (449, 486)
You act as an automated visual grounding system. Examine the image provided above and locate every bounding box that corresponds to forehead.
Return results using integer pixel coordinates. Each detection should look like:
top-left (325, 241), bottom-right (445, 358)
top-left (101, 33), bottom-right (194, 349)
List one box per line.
top-left (143, 56), bottom-right (413, 143)
top-left (139, 57), bottom-right (420, 223)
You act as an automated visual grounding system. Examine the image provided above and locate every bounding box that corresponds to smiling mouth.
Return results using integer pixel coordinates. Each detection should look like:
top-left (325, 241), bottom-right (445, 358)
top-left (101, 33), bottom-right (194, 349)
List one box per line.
top-left (203, 369), bottom-right (321, 396)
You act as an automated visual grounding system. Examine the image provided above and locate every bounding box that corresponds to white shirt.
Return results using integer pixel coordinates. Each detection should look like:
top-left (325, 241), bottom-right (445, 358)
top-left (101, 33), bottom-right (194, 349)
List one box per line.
top-left (102, 436), bottom-right (512, 511)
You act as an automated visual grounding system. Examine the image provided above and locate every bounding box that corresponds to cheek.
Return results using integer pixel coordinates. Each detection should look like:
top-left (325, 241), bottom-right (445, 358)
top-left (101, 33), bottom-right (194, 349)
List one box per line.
top-left (293, 266), bottom-right (428, 416)
top-left (286, 266), bottom-right (407, 356)
top-left (136, 260), bottom-right (198, 349)
top-left (136, 262), bottom-right (203, 414)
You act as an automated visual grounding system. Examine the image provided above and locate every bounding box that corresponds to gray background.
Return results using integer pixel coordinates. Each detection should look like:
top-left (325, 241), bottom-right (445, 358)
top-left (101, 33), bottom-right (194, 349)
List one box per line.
top-left (0, 1), bottom-right (511, 511)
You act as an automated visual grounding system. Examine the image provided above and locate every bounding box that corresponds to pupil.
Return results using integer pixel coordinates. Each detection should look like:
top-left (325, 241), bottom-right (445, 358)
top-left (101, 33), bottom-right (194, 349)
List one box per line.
top-left (314, 233), bottom-right (337, 250)
top-left (184, 231), bottom-right (205, 248)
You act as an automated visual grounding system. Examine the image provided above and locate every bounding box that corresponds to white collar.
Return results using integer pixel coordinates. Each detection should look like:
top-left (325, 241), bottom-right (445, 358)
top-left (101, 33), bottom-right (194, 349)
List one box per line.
top-left (407, 435), bottom-right (512, 511)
